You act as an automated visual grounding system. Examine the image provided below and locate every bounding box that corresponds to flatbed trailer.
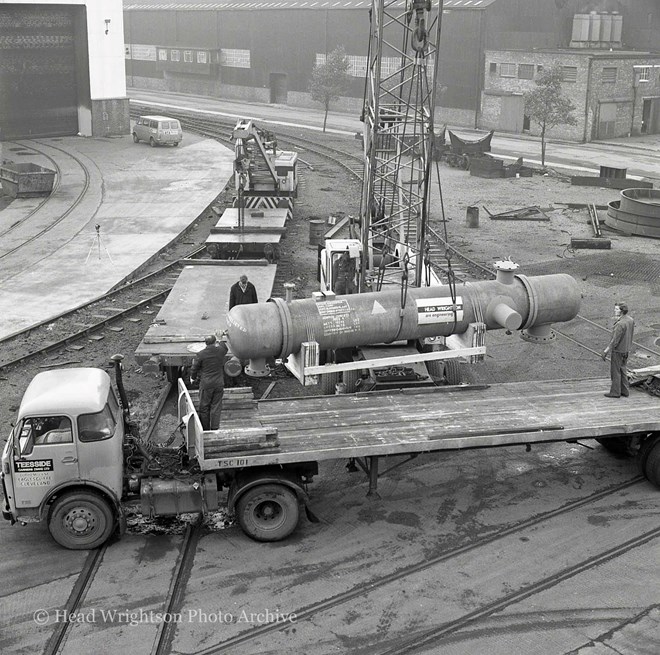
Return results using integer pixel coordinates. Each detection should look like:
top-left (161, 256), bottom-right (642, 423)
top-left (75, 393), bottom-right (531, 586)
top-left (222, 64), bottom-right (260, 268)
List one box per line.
top-left (177, 376), bottom-right (660, 535)
top-left (134, 259), bottom-right (276, 374)
top-left (205, 207), bottom-right (288, 259)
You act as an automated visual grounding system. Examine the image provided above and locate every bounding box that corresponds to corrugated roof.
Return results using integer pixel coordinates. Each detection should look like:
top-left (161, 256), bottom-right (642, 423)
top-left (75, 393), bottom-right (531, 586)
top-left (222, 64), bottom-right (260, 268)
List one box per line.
top-left (124, 0), bottom-right (497, 10)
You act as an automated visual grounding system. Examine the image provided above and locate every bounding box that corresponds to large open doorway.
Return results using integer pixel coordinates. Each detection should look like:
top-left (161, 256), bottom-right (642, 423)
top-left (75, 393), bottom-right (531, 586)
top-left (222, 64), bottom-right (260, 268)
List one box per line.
top-left (641, 98), bottom-right (660, 134)
top-left (0, 5), bottom-right (85, 138)
top-left (269, 73), bottom-right (288, 104)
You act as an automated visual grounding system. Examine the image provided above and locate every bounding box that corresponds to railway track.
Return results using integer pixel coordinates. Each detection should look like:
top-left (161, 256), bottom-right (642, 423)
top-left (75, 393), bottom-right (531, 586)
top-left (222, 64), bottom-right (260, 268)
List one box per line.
top-left (40, 473), bottom-right (648, 655)
top-left (32, 375), bottom-right (653, 655)
top-left (0, 250), bottom-right (205, 371)
top-left (0, 140), bottom-right (95, 265)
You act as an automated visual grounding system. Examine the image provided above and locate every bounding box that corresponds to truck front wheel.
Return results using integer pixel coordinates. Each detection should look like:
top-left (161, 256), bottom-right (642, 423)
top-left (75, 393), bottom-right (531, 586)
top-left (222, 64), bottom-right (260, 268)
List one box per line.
top-left (48, 491), bottom-right (114, 550)
top-left (236, 484), bottom-right (300, 542)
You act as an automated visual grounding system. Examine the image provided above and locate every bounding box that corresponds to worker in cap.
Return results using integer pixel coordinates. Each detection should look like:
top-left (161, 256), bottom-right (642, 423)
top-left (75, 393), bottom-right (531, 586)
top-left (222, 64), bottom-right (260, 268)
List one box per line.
top-left (602, 301), bottom-right (634, 398)
top-left (190, 333), bottom-right (229, 429)
top-left (229, 274), bottom-right (258, 310)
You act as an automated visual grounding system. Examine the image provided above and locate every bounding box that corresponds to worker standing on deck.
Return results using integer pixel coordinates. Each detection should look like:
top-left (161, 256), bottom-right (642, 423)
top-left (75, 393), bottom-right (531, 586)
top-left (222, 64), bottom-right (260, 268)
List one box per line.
top-left (191, 334), bottom-right (229, 429)
top-left (229, 274), bottom-right (258, 310)
top-left (602, 302), bottom-right (634, 398)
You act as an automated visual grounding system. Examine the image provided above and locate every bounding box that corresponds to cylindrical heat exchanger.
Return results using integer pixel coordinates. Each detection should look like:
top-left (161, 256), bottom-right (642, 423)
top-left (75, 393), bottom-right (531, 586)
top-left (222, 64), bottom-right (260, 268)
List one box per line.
top-left (227, 274), bottom-right (581, 361)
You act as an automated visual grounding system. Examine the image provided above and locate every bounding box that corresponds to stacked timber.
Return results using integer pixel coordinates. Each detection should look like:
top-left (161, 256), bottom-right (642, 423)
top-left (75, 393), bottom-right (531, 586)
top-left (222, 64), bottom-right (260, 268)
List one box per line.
top-left (203, 387), bottom-right (280, 456)
top-left (204, 426), bottom-right (280, 456)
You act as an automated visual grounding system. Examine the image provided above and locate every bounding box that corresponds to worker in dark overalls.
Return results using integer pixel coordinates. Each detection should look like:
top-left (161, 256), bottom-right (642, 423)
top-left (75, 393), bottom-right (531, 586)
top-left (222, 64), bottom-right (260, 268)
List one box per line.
top-left (191, 334), bottom-right (228, 429)
top-left (333, 251), bottom-right (357, 295)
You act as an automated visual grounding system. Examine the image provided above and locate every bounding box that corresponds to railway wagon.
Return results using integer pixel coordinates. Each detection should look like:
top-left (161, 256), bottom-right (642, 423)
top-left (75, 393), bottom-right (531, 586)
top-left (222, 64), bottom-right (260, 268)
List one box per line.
top-left (134, 259), bottom-right (277, 380)
top-left (2, 356), bottom-right (660, 549)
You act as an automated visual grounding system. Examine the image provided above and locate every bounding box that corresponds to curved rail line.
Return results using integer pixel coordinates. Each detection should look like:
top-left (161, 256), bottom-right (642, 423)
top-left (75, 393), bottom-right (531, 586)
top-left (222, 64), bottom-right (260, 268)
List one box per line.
top-left (0, 140), bottom-right (94, 260)
top-left (0, 143), bottom-right (62, 240)
top-left (377, 525), bottom-right (660, 655)
top-left (0, 248), bottom-right (204, 370)
top-left (187, 476), bottom-right (647, 655)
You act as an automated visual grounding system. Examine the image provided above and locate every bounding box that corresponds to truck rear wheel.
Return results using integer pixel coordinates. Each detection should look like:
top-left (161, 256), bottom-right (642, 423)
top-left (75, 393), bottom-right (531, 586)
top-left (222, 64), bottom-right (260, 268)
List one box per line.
top-left (48, 491), bottom-right (114, 550)
top-left (236, 484), bottom-right (300, 542)
top-left (640, 438), bottom-right (660, 487)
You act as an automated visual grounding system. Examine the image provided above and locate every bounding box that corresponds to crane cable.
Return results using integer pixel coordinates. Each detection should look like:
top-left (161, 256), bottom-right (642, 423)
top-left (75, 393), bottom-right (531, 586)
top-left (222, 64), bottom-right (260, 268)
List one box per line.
top-left (434, 156), bottom-right (459, 334)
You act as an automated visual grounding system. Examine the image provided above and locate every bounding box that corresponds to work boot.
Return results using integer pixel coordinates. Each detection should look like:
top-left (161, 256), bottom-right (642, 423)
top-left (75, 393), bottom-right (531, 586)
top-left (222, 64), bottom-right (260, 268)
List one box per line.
top-left (603, 393), bottom-right (620, 398)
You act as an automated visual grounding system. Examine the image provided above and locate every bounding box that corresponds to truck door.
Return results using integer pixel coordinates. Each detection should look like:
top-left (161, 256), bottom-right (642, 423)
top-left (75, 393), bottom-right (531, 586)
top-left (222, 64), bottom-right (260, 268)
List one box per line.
top-left (11, 415), bottom-right (79, 512)
top-left (74, 392), bottom-right (124, 498)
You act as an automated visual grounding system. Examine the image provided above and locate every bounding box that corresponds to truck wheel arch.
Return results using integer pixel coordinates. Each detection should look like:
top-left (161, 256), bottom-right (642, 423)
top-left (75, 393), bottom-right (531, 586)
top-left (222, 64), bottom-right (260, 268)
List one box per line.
top-left (227, 469), bottom-right (308, 512)
top-left (40, 481), bottom-right (121, 522)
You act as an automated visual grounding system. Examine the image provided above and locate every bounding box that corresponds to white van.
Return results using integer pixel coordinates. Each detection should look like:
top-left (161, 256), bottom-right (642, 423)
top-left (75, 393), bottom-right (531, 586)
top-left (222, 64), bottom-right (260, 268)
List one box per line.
top-left (132, 115), bottom-right (183, 147)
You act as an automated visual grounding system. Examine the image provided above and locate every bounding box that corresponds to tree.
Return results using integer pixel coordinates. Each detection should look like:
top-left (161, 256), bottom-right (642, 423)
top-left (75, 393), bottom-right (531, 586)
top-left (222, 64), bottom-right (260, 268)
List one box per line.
top-left (524, 65), bottom-right (577, 167)
top-left (310, 47), bottom-right (350, 132)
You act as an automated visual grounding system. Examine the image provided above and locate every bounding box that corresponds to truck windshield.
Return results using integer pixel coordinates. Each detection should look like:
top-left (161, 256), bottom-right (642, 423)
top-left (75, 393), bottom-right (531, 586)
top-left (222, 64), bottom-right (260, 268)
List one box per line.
top-left (78, 405), bottom-right (117, 442)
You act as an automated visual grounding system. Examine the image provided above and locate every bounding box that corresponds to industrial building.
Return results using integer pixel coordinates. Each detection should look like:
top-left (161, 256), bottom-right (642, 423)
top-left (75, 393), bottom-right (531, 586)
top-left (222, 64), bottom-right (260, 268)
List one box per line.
top-left (0, 0), bottom-right (129, 139)
top-left (123, 0), bottom-right (660, 140)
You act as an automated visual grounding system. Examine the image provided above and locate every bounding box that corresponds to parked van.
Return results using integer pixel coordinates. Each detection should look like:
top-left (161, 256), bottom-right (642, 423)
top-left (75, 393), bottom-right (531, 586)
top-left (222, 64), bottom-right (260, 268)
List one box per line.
top-left (132, 115), bottom-right (183, 147)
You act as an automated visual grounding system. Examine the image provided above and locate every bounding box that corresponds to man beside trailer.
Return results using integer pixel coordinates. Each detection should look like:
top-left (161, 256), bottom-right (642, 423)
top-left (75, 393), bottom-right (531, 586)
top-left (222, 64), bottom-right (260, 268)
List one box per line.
top-left (191, 334), bottom-right (229, 429)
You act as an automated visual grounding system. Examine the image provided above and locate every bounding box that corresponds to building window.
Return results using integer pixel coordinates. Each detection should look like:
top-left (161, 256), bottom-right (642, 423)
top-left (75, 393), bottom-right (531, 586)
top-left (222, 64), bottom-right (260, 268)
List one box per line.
top-left (197, 51), bottom-right (207, 64)
top-left (638, 66), bottom-right (651, 82)
top-left (518, 64), bottom-right (534, 80)
top-left (158, 49), bottom-right (168, 61)
top-left (184, 50), bottom-right (193, 63)
top-left (489, 62), bottom-right (497, 73)
top-left (602, 67), bottom-right (617, 83)
top-left (499, 63), bottom-right (516, 78)
top-left (562, 66), bottom-right (578, 82)
top-left (220, 48), bottom-right (250, 68)
top-left (171, 49), bottom-right (180, 62)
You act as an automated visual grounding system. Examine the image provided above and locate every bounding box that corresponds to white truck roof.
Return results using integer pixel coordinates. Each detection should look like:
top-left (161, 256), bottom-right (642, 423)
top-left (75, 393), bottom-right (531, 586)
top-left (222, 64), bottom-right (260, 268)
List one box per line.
top-left (19, 368), bottom-right (111, 418)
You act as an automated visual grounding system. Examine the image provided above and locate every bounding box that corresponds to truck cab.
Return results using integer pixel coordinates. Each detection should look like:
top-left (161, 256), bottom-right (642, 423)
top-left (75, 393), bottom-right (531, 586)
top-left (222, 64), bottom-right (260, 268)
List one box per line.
top-left (2, 368), bottom-right (124, 549)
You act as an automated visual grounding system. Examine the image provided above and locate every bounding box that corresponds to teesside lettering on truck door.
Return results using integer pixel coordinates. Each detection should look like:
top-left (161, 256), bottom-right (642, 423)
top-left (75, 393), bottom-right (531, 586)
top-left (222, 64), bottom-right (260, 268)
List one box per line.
top-left (14, 459), bottom-right (54, 487)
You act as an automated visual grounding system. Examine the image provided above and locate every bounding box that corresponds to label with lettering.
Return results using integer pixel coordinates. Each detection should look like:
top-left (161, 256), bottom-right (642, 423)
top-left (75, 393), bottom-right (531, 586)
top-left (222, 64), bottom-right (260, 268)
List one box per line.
top-left (416, 297), bottom-right (464, 324)
top-left (316, 299), bottom-right (361, 336)
top-left (14, 459), bottom-right (54, 487)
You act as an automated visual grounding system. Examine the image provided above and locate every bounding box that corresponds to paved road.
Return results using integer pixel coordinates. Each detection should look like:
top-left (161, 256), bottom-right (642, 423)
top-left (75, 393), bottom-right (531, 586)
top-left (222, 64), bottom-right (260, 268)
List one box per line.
top-left (130, 88), bottom-right (660, 182)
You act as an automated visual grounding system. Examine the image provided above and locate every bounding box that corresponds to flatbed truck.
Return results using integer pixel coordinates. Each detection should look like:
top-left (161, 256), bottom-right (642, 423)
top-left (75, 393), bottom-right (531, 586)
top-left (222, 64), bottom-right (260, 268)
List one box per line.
top-left (2, 355), bottom-right (660, 549)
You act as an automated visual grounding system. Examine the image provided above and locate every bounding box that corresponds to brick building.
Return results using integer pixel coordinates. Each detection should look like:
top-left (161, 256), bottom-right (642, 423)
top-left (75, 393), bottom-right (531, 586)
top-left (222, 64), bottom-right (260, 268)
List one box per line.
top-left (481, 49), bottom-right (660, 140)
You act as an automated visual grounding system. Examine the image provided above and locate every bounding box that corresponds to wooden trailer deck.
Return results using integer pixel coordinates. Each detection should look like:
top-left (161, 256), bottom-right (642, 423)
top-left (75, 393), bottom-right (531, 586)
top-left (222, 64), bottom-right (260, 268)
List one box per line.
top-left (135, 259), bottom-right (276, 367)
top-left (189, 378), bottom-right (660, 470)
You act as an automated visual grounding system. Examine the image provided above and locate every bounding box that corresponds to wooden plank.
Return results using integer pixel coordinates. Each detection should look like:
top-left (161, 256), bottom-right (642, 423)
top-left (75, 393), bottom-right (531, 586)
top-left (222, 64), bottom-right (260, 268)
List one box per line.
top-left (570, 238), bottom-right (612, 249)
